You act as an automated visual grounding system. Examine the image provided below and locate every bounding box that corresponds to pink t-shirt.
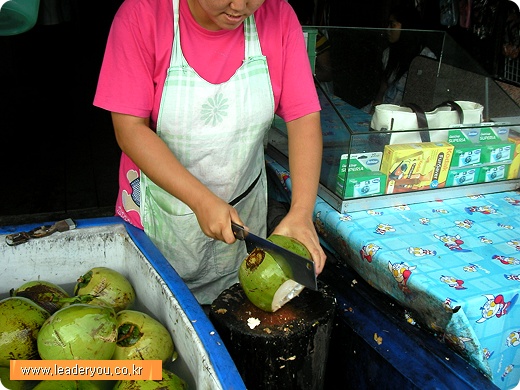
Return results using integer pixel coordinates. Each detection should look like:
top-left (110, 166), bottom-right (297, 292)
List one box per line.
top-left (94, 0), bottom-right (320, 228)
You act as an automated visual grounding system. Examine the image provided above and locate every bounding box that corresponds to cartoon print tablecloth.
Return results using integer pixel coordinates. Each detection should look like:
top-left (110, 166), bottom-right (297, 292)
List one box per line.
top-left (266, 155), bottom-right (520, 390)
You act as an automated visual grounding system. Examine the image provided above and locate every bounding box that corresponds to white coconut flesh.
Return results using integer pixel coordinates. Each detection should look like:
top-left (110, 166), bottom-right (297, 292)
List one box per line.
top-left (271, 279), bottom-right (305, 312)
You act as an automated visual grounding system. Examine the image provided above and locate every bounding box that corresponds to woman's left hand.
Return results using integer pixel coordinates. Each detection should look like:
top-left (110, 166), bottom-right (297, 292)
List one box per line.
top-left (271, 212), bottom-right (327, 275)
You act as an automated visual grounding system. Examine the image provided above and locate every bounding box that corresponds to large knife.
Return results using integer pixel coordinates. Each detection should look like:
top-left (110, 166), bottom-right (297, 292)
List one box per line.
top-left (231, 222), bottom-right (318, 291)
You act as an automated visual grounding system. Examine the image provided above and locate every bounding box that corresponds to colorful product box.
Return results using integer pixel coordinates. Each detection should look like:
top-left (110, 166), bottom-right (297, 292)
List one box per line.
top-left (380, 142), bottom-right (454, 194)
top-left (477, 164), bottom-right (510, 183)
top-left (507, 130), bottom-right (520, 179)
top-left (335, 152), bottom-right (385, 199)
top-left (446, 167), bottom-right (481, 187)
top-left (479, 142), bottom-right (514, 164)
top-left (478, 125), bottom-right (510, 143)
top-left (451, 146), bottom-right (483, 168)
top-left (447, 127), bottom-right (481, 144)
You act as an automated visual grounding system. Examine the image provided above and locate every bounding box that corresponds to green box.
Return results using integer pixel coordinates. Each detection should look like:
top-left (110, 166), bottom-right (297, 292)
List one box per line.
top-left (450, 145), bottom-right (483, 168)
top-left (477, 164), bottom-right (510, 183)
top-left (479, 126), bottom-right (510, 143)
top-left (479, 142), bottom-right (514, 164)
top-left (335, 152), bottom-right (385, 198)
top-left (446, 167), bottom-right (481, 187)
top-left (447, 128), bottom-right (481, 144)
top-left (336, 171), bottom-right (387, 199)
top-left (303, 27), bottom-right (317, 74)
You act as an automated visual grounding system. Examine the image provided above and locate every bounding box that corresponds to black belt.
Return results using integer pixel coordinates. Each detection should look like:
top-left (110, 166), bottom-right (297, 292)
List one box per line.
top-left (229, 171), bottom-right (262, 206)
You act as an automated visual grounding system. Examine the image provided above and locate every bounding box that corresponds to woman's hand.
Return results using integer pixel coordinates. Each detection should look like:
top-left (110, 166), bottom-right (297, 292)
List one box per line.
top-left (272, 212), bottom-right (327, 275)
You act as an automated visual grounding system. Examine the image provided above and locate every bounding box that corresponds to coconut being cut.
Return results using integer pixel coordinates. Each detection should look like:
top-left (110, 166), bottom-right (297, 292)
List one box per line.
top-left (238, 234), bottom-right (312, 312)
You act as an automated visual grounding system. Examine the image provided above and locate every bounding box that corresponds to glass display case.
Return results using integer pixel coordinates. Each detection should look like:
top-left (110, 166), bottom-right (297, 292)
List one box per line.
top-left (267, 27), bottom-right (520, 213)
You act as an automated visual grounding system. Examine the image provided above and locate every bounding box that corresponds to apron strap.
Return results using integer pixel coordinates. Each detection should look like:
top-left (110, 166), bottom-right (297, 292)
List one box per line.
top-left (229, 170), bottom-right (262, 206)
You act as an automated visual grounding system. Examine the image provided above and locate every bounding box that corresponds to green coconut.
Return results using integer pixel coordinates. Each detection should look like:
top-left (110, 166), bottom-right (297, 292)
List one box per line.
top-left (238, 234), bottom-right (312, 312)
top-left (0, 365), bottom-right (37, 390)
top-left (37, 304), bottom-right (118, 360)
top-left (113, 368), bottom-right (188, 390)
top-left (113, 310), bottom-right (177, 363)
top-left (10, 280), bottom-right (71, 314)
top-left (0, 296), bottom-right (50, 366)
top-left (32, 380), bottom-right (107, 390)
top-left (74, 267), bottom-right (136, 312)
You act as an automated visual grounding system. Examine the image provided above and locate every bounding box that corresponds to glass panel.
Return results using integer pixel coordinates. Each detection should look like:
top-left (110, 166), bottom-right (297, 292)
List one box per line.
top-left (267, 27), bottom-right (520, 213)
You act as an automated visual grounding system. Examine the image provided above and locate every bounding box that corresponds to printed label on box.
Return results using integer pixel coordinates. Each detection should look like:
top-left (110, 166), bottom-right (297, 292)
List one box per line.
top-left (446, 168), bottom-right (480, 187)
top-left (479, 126), bottom-right (510, 143)
top-left (447, 128), bottom-right (481, 144)
top-left (451, 146), bottom-right (482, 168)
top-left (478, 164), bottom-right (510, 183)
top-left (380, 142), bottom-right (454, 194)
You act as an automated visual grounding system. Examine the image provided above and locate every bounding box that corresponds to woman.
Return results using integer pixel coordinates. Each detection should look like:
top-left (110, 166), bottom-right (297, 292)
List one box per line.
top-left (368, 4), bottom-right (436, 113)
top-left (93, 0), bottom-right (327, 304)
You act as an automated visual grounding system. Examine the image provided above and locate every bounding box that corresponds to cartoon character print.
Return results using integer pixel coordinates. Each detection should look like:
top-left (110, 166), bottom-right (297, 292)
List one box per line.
top-left (375, 223), bottom-right (395, 235)
top-left (508, 239), bottom-right (520, 251)
top-left (367, 210), bottom-right (383, 216)
top-left (393, 205), bottom-right (410, 211)
top-left (505, 196), bottom-right (520, 206)
top-left (455, 219), bottom-right (474, 229)
top-left (493, 254), bottom-right (520, 265)
top-left (419, 217), bottom-right (430, 225)
top-left (505, 273), bottom-right (520, 282)
top-left (501, 364), bottom-right (514, 381)
top-left (432, 208), bottom-right (449, 214)
top-left (360, 243), bottom-right (381, 263)
top-left (408, 247), bottom-right (436, 257)
top-left (388, 261), bottom-right (416, 292)
top-left (476, 293), bottom-right (518, 323)
top-left (433, 233), bottom-right (471, 252)
top-left (440, 275), bottom-right (466, 290)
top-left (464, 205), bottom-right (496, 215)
top-left (122, 169), bottom-right (141, 215)
top-left (482, 347), bottom-right (494, 360)
top-left (464, 264), bottom-right (478, 272)
top-left (506, 330), bottom-right (520, 347)
top-left (498, 223), bottom-right (514, 230)
top-left (478, 235), bottom-right (493, 244)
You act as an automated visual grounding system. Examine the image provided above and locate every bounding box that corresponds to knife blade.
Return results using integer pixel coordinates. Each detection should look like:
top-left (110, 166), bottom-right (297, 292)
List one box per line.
top-left (231, 222), bottom-right (318, 291)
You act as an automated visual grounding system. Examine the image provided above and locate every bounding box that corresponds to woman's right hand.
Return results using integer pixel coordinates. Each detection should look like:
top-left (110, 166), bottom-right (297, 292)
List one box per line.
top-left (192, 194), bottom-right (243, 244)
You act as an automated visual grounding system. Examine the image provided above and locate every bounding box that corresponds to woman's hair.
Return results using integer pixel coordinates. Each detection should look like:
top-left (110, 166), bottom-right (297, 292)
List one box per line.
top-left (384, 4), bottom-right (427, 82)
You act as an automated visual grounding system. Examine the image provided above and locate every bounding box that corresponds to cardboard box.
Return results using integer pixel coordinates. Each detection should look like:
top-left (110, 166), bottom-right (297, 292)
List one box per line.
top-left (335, 152), bottom-right (385, 198)
top-left (380, 142), bottom-right (454, 194)
top-left (447, 127), bottom-right (481, 144)
top-left (507, 130), bottom-right (520, 179)
top-left (451, 146), bottom-right (483, 168)
top-left (477, 164), bottom-right (510, 183)
top-left (446, 167), bottom-right (481, 186)
top-left (479, 125), bottom-right (510, 143)
top-left (479, 142), bottom-right (514, 164)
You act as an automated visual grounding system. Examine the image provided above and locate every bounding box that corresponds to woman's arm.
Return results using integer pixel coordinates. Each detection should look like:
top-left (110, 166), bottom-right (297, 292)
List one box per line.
top-left (112, 112), bottom-right (242, 244)
top-left (272, 111), bottom-right (327, 274)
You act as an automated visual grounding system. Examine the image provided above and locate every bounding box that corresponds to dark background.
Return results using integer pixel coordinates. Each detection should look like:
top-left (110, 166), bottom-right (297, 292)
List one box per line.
top-left (0, 0), bottom-right (517, 225)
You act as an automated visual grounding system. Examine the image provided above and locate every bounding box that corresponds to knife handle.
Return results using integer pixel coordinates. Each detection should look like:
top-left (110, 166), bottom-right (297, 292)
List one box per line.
top-left (231, 222), bottom-right (247, 240)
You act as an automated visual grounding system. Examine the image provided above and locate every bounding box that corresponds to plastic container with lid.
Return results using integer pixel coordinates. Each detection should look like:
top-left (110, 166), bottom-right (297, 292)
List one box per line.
top-left (0, 0), bottom-right (40, 36)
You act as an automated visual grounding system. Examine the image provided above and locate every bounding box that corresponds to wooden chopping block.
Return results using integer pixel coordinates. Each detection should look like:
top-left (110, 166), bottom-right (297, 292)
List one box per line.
top-left (209, 282), bottom-right (336, 390)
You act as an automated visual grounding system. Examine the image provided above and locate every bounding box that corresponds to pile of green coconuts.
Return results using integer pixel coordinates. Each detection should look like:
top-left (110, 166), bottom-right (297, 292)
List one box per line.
top-left (0, 267), bottom-right (188, 390)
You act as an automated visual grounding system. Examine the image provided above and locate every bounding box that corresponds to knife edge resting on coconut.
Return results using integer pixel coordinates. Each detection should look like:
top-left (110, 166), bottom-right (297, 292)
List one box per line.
top-left (237, 229), bottom-right (314, 313)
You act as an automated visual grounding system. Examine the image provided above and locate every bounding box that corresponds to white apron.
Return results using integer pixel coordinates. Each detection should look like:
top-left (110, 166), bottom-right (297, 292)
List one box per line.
top-left (141, 0), bottom-right (275, 304)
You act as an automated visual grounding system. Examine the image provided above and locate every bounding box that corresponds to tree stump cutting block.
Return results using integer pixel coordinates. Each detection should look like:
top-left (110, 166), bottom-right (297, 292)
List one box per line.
top-left (209, 282), bottom-right (336, 390)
